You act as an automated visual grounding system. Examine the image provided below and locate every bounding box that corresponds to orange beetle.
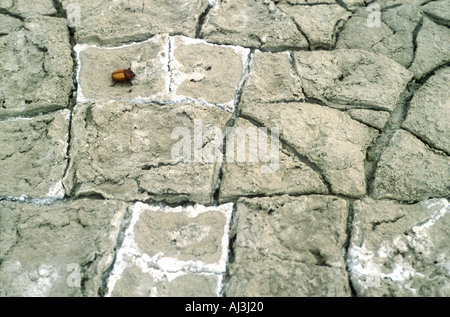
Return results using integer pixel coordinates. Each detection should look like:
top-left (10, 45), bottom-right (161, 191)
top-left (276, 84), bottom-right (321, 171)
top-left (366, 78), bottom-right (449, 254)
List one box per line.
top-left (111, 68), bottom-right (135, 86)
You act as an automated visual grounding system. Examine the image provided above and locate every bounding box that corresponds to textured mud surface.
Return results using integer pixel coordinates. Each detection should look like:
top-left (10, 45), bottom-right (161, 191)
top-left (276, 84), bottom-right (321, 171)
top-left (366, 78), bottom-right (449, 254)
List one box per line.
top-left (1, 0), bottom-right (449, 297)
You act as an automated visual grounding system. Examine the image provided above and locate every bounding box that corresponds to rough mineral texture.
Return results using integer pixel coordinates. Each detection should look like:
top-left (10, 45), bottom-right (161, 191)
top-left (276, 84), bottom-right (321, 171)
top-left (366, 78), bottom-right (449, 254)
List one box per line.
top-left (106, 202), bottom-right (232, 297)
top-left (0, 199), bottom-right (127, 297)
top-left (293, 49), bottom-right (413, 112)
top-left (77, 34), bottom-right (249, 112)
top-left (348, 198), bottom-right (450, 297)
top-left (61, 0), bottom-right (210, 45)
top-left (170, 36), bottom-right (250, 111)
top-left (201, 0), bottom-right (308, 50)
top-left (132, 203), bottom-right (230, 264)
top-left (377, 0), bottom-right (430, 8)
top-left (0, 14), bottom-right (23, 34)
top-left (0, 17), bottom-right (73, 117)
top-left (219, 118), bottom-right (328, 201)
top-left (224, 195), bottom-right (351, 296)
top-left (342, 0), bottom-right (379, 10)
top-left (402, 67), bottom-right (450, 154)
top-left (0, 110), bottom-right (70, 199)
top-left (0, 0), bottom-right (56, 17)
top-left (422, 0), bottom-right (450, 27)
top-left (109, 263), bottom-right (220, 297)
top-left (336, 4), bottom-right (422, 68)
top-left (371, 130), bottom-right (450, 202)
top-left (278, 3), bottom-right (351, 49)
top-left (240, 50), bottom-right (304, 104)
top-left (240, 102), bottom-right (379, 197)
top-left (77, 34), bottom-right (171, 102)
top-left (346, 109), bottom-right (390, 130)
top-left (63, 101), bottom-right (231, 204)
top-left (409, 17), bottom-right (450, 79)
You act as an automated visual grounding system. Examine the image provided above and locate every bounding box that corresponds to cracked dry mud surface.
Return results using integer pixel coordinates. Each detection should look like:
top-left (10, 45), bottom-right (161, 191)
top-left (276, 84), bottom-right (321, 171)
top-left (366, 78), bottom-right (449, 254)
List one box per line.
top-left (1, 0), bottom-right (449, 297)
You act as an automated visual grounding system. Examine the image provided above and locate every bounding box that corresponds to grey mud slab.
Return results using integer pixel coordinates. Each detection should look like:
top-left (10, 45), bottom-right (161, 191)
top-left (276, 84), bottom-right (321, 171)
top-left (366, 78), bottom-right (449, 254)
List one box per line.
top-left (77, 34), bottom-right (171, 102)
top-left (0, 199), bottom-right (127, 297)
top-left (292, 49), bottom-right (413, 112)
top-left (0, 0), bottom-right (56, 18)
top-left (348, 198), bottom-right (449, 296)
top-left (169, 35), bottom-right (250, 111)
top-left (106, 202), bottom-right (232, 297)
top-left (239, 50), bottom-right (304, 104)
top-left (224, 195), bottom-right (351, 297)
top-left (201, 0), bottom-right (308, 50)
top-left (219, 117), bottom-right (328, 202)
top-left (0, 16), bottom-right (73, 117)
top-left (61, 0), bottom-right (210, 45)
top-left (371, 129), bottom-right (450, 202)
top-left (240, 101), bottom-right (379, 197)
top-left (63, 101), bottom-right (231, 205)
top-left (402, 67), bottom-right (450, 154)
top-left (336, 3), bottom-right (422, 68)
top-left (77, 35), bottom-right (249, 112)
top-left (0, 110), bottom-right (70, 199)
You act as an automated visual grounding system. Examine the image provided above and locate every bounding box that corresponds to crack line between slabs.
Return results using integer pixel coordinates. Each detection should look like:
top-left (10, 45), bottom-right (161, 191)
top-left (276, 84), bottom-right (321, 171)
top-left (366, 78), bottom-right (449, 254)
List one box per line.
top-left (98, 204), bottom-right (133, 296)
top-left (195, 1), bottom-right (215, 39)
top-left (407, 16), bottom-right (425, 70)
top-left (343, 199), bottom-right (358, 297)
top-left (238, 113), bottom-right (333, 195)
top-left (363, 66), bottom-right (449, 196)
top-left (212, 49), bottom-right (254, 206)
top-left (401, 127), bottom-right (450, 157)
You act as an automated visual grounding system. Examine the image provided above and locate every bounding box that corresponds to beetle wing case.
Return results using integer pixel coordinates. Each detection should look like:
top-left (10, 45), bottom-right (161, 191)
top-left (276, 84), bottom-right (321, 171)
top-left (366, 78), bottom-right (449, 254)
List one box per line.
top-left (111, 68), bottom-right (134, 85)
top-left (112, 69), bottom-right (127, 82)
